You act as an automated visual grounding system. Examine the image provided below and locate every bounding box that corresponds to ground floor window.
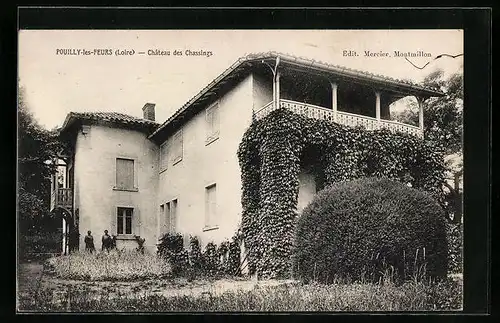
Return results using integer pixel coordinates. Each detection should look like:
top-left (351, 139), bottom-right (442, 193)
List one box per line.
top-left (117, 207), bottom-right (133, 235)
top-left (205, 184), bottom-right (217, 229)
top-left (162, 199), bottom-right (178, 233)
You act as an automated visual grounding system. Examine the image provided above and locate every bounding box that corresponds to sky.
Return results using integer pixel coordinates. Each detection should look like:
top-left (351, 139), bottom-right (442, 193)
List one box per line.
top-left (18, 30), bottom-right (463, 130)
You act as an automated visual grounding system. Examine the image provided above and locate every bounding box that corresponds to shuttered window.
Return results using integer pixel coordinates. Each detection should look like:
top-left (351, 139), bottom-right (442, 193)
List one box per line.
top-left (206, 102), bottom-right (220, 143)
top-left (165, 199), bottom-right (178, 233)
top-left (159, 141), bottom-right (169, 172)
top-left (116, 158), bottom-right (134, 189)
top-left (205, 184), bottom-right (217, 228)
top-left (172, 130), bottom-right (183, 164)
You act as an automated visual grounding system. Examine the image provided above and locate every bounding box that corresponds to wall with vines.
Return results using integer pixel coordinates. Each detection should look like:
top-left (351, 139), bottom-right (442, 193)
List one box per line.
top-left (237, 109), bottom-right (446, 278)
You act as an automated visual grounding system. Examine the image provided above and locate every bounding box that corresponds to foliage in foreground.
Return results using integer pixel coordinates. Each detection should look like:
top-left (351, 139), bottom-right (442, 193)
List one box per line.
top-left (446, 223), bottom-right (463, 274)
top-left (292, 177), bottom-right (448, 283)
top-left (18, 277), bottom-right (462, 312)
top-left (238, 107), bottom-right (446, 278)
top-left (44, 250), bottom-right (171, 281)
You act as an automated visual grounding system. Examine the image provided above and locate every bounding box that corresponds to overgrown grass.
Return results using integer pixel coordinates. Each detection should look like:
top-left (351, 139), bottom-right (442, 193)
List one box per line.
top-left (18, 277), bottom-right (462, 312)
top-left (44, 250), bottom-right (171, 281)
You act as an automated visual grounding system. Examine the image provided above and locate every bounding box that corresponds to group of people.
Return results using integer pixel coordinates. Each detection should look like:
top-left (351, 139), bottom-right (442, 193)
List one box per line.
top-left (83, 230), bottom-right (115, 253)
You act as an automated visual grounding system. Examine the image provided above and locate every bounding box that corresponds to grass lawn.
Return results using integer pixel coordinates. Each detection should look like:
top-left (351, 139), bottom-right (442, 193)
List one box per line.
top-left (17, 258), bottom-right (463, 312)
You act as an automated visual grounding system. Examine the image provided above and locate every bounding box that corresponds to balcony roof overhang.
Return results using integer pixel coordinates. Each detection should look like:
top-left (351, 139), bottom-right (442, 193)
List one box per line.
top-left (149, 51), bottom-right (445, 142)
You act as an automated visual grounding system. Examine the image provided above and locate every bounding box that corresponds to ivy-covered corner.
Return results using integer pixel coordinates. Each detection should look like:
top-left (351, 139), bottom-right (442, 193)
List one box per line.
top-left (237, 108), bottom-right (447, 279)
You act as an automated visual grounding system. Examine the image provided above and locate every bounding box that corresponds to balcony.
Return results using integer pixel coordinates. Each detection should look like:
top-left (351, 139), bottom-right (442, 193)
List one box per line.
top-left (253, 99), bottom-right (423, 137)
top-left (50, 188), bottom-right (73, 212)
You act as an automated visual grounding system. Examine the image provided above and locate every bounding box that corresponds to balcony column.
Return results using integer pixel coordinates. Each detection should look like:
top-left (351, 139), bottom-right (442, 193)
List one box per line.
top-left (375, 91), bottom-right (381, 128)
top-left (331, 81), bottom-right (338, 122)
top-left (275, 70), bottom-right (281, 109)
top-left (272, 75), bottom-right (276, 106)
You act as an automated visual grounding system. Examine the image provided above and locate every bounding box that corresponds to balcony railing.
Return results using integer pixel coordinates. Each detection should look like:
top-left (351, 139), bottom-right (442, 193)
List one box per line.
top-left (50, 188), bottom-right (73, 212)
top-left (253, 99), bottom-right (423, 137)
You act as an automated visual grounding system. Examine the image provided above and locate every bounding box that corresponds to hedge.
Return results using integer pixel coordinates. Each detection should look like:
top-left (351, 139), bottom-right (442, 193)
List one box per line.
top-left (237, 108), bottom-right (446, 278)
top-left (157, 232), bottom-right (242, 278)
top-left (291, 177), bottom-right (448, 283)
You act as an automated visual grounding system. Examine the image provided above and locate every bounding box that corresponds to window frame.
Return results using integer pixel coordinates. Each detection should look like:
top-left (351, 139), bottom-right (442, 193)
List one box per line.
top-left (159, 140), bottom-right (170, 173)
top-left (114, 157), bottom-right (138, 191)
top-left (203, 183), bottom-right (218, 231)
top-left (171, 129), bottom-right (183, 165)
top-left (205, 101), bottom-right (220, 145)
top-left (164, 198), bottom-right (178, 233)
top-left (116, 206), bottom-right (134, 236)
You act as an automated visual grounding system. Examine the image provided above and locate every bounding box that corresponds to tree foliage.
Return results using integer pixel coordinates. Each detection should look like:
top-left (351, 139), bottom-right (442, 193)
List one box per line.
top-left (393, 69), bottom-right (463, 223)
top-left (18, 85), bottom-right (60, 229)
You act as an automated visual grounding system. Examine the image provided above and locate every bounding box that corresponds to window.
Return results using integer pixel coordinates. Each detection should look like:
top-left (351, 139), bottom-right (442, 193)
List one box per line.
top-left (165, 199), bottom-right (178, 232)
top-left (117, 207), bottom-right (133, 235)
top-left (206, 102), bottom-right (220, 144)
top-left (172, 130), bottom-right (183, 164)
top-left (204, 184), bottom-right (217, 229)
top-left (159, 141), bottom-right (170, 172)
top-left (116, 158), bottom-right (134, 190)
top-left (159, 204), bottom-right (165, 232)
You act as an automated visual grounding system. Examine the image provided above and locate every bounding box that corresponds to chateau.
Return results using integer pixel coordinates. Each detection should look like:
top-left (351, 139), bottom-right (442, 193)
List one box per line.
top-left (49, 52), bottom-right (444, 254)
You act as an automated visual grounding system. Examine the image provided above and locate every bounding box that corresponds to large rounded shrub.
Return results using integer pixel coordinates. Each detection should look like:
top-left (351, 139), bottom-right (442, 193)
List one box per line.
top-left (291, 177), bottom-right (448, 283)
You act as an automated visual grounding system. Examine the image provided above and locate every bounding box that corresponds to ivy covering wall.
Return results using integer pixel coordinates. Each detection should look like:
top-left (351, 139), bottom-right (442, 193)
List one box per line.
top-left (237, 109), bottom-right (447, 279)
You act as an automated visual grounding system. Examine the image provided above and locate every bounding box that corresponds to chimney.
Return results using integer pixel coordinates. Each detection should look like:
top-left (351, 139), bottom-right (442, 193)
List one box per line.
top-left (142, 103), bottom-right (156, 121)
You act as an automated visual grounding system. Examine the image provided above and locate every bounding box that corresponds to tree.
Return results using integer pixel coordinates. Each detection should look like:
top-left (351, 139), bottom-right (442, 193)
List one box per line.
top-left (421, 69), bottom-right (463, 155)
top-left (18, 84), bottom-right (60, 232)
top-left (393, 68), bottom-right (463, 223)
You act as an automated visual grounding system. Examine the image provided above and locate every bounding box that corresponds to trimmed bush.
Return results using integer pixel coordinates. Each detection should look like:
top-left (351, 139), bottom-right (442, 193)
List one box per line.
top-left (292, 177), bottom-right (448, 283)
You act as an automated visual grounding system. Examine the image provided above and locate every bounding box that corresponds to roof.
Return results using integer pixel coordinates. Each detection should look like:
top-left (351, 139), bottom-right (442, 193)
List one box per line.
top-left (60, 111), bottom-right (159, 135)
top-left (149, 51), bottom-right (445, 140)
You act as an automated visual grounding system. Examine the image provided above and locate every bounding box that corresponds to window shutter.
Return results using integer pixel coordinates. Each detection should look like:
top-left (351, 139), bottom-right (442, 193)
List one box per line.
top-left (206, 103), bottom-right (220, 140)
top-left (160, 141), bottom-right (170, 171)
top-left (165, 202), bottom-right (171, 233)
top-left (206, 107), bottom-right (214, 138)
top-left (170, 200), bottom-right (178, 232)
top-left (172, 131), bottom-right (183, 162)
top-left (205, 185), bottom-right (217, 227)
top-left (211, 188), bottom-right (217, 226)
top-left (133, 208), bottom-right (139, 236)
top-left (213, 105), bottom-right (220, 136)
top-left (116, 158), bottom-right (134, 189)
top-left (111, 205), bottom-right (117, 235)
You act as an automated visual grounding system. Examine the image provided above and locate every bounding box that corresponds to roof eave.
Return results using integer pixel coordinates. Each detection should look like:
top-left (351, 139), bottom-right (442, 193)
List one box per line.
top-left (149, 51), bottom-right (445, 140)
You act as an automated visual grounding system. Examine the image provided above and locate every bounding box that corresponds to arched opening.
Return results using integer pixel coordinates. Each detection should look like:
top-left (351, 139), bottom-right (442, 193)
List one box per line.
top-left (51, 207), bottom-right (79, 255)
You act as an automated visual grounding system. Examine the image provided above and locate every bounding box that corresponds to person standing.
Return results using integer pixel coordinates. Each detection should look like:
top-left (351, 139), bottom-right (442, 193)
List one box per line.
top-left (101, 230), bottom-right (111, 252)
top-left (84, 230), bottom-right (95, 253)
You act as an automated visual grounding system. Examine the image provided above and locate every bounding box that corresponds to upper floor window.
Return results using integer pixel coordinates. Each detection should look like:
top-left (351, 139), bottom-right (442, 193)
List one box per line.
top-left (116, 158), bottom-right (135, 190)
top-left (159, 141), bottom-right (170, 173)
top-left (206, 102), bottom-right (220, 144)
top-left (172, 130), bottom-right (183, 165)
